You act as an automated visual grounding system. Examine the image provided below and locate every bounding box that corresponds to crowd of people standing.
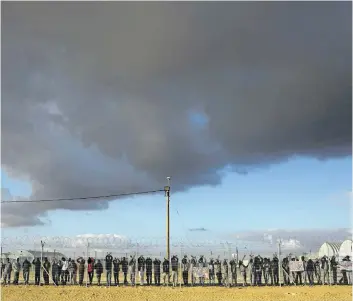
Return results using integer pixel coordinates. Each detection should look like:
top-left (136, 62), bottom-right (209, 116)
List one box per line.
top-left (1, 253), bottom-right (351, 287)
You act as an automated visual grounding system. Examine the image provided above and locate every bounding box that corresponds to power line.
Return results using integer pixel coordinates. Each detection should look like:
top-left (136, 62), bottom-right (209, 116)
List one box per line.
top-left (0, 189), bottom-right (165, 204)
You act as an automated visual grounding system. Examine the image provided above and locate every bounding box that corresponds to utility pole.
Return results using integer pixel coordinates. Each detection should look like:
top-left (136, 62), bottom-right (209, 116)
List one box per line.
top-left (164, 177), bottom-right (171, 264)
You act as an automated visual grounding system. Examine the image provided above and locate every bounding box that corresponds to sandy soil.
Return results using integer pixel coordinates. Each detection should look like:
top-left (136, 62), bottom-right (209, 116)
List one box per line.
top-left (1, 285), bottom-right (351, 301)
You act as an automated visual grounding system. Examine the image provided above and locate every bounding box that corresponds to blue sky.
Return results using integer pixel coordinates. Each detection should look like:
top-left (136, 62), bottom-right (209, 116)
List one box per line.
top-left (2, 156), bottom-right (351, 242)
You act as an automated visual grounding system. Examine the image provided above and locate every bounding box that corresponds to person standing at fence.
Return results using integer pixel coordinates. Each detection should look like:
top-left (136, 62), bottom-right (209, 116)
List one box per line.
top-left (190, 256), bottom-right (197, 286)
top-left (12, 258), bottom-right (20, 285)
top-left (293, 257), bottom-right (302, 285)
top-left (215, 258), bottom-right (222, 286)
top-left (57, 259), bottom-right (62, 282)
top-left (181, 255), bottom-right (189, 286)
top-left (105, 254), bottom-right (113, 287)
top-left (271, 255), bottom-right (279, 286)
top-left (3, 258), bottom-right (12, 285)
top-left (138, 255), bottom-right (146, 286)
top-left (314, 258), bottom-right (321, 285)
top-left (87, 257), bottom-right (95, 285)
top-left (198, 255), bottom-right (206, 286)
top-left (239, 259), bottom-right (248, 286)
top-left (68, 258), bottom-right (76, 285)
top-left (222, 259), bottom-right (229, 287)
top-left (263, 258), bottom-right (271, 286)
top-left (42, 257), bottom-right (51, 285)
top-left (208, 258), bottom-right (215, 285)
top-left (52, 259), bottom-right (60, 286)
top-left (282, 258), bottom-right (290, 285)
top-left (121, 257), bottom-right (128, 285)
top-left (300, 256), bottom-right (307, 285)
top-left (113, 257), bottom-right (121, 286)
top-left (32, 258), bottom-right (41, 285)
top-left (230, 258), bottom-right (237, 287)
top-left (320, 256), bottom-right (329, 285)
top-left (129, 255), bottom-right (136, 286)
top-left (145, 257), bottom-right (152, 286)
top-left (306, 258), bottom-right (314, 286)
top-left (248, 256), bottom-right (254, 286)
top-left (153, 257), bottom-right (161, 286)
top-left (171, 255), bottom-right (179, 287)
top-left (94, 260), bottom-right (103, 286)
top-left (290, 257), bottom-right (297, 285)
top-left (0, 260), bottom-right (4, 280)
top-left (76, 257), bottom-right (85, 286)
top-left (254, 256), bottom-right (262, 286)
top-left (61, 258), bottom-right (69, 285)
top-left (339, 256), bottom-right (349, 285)
top-left (22, 258), bottom-right (31, 285)
top-left (162, 257), bottom-right (170, 286)
top-left (330, 256), bottom-right (338, 285)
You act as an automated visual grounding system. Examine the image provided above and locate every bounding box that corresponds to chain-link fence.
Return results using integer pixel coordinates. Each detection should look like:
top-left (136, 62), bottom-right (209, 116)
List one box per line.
top-left (0, 235), bottom-right (351, 287)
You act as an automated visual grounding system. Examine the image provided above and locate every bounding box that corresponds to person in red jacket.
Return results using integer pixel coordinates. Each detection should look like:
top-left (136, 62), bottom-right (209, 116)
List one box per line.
top-left (87, 257), bottom-right (95, 285)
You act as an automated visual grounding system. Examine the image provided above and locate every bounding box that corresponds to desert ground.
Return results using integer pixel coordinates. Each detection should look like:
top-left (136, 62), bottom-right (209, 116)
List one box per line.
top-left (2, 285), bottom-right (352, 301)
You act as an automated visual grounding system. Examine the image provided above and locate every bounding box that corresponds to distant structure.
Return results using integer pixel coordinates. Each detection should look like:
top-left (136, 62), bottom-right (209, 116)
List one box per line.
top-left (339, 239), bottom-right (353, 259)
top-left (318, 242), bottom-right (341, 258)
top-left (1, 250), bottom-right (67, 261)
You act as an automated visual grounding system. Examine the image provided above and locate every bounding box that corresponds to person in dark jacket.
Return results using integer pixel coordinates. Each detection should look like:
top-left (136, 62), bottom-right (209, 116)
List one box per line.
top-left (162, 258), bottom-right (170, 286)
top-left (138, 255), bottom-right (146, 286)
top-left (76, 257), bottom-right (85, 286)
top-left (121, 257), bottom-right (129, 285)
top-left (271, 255), bottom-right (279, 286)
top-left (22, 259), bottom-right (31, 285)
top-left (43, 257), bottom-right (51, 285)
top-left (182, 255), bottom-right (190, 286)
top-left (105, 254), bottom-right (113, 286)
top-left (171, 255), bottom-right (179, 287)
top-left (145, 257), bottom-right (153, 286)
top-left (113, 257), bottom-right (120, 286)
top-left (94, 260), bottom-right (103, 286)
top-left (32, 258), bottom-right (41, 285)
top-left (215, 258), bottom-right (222, 286)
top-left (330, 256), bottom-right (338, 285)
top-left (282, 258), bottom-right (290, 285)
top-left (262, 258), bottom-right (271, 286)
top-left (306, 258), bottom-right (315, 286)
top-left (153, 258), bottom-right (161, 286)
top-left (52, 259), bottom-right (60, 286)
top-left (314, 259), bottom-right (321, 284)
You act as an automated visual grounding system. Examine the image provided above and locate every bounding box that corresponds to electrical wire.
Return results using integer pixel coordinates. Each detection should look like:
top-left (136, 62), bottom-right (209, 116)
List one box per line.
top-left (0, 189), bottom-right (165, 204)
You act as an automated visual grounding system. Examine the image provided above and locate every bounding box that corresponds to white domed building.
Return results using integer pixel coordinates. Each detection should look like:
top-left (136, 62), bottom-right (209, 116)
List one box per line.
top-left (318, 242), bottom-right (341, 258)
top-left (339, 239), bottom-right (353, 260)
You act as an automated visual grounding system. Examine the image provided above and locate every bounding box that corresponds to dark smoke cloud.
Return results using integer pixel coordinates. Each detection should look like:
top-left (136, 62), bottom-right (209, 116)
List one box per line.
top-left (1, 2), bottom-right (351, 227)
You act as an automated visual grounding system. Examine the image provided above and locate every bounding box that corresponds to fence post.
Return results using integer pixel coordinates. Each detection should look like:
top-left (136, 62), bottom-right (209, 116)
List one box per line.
top-left (85, 242), bottom-right (89, 287)
top-left (278, 239), bottom-right (282, 287)
top-left (135, 243), bottom-right (138, 287)
top-left (180, 242), bottom-right (182, 288)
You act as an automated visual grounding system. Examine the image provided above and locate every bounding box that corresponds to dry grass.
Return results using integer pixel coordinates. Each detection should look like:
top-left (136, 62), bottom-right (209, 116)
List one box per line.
top-left (1, 285), bottom-right (352, 301)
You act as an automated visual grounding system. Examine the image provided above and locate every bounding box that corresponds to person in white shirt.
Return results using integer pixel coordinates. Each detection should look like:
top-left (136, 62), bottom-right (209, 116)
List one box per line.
top-left (61, 258), bottom-right (69, 285)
